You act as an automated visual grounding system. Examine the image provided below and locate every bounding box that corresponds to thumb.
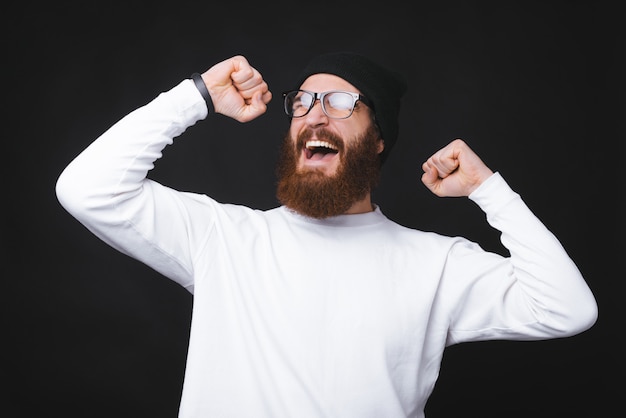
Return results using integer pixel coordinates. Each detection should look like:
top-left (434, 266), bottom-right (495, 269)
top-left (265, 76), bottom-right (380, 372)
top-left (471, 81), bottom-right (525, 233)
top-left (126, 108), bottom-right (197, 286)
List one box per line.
top-left (250, 90), bottom-right (269, 113)
top-left (238, 90), bottom-right (269, 122)
top-left (421, 162), bottom-right (439, 192)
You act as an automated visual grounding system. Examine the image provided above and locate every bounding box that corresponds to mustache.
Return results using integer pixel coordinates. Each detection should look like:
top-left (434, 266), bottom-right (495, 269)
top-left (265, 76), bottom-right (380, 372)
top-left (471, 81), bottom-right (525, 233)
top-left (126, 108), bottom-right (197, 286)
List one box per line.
top-left (296, 128), bottom-right (345, 153)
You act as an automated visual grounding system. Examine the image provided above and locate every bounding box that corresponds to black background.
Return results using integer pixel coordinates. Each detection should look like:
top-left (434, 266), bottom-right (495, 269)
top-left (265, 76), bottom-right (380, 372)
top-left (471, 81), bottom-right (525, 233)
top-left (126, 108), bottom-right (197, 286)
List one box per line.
top-left (6, 1), bottom-right (624, 417)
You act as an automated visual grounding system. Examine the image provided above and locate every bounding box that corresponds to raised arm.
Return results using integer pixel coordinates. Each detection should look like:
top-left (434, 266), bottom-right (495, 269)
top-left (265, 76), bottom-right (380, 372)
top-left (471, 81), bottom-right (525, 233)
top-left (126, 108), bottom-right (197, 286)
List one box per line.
top-left (422, 139), bottom-right (597, 342)
top-left (55, 55), bottom-right (271, 291)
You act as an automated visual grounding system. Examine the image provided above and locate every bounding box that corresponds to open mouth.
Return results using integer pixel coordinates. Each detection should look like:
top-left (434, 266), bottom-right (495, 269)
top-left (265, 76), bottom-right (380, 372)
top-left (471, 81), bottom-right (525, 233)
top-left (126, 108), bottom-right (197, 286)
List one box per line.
top-left (304, 140), bottom-right (339, 161)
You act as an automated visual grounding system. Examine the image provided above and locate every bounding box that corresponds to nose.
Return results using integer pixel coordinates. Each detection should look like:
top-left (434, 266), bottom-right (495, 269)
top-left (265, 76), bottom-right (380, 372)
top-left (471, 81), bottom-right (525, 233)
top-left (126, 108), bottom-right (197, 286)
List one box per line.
top-left (304, 99), bottom-right (329, 127)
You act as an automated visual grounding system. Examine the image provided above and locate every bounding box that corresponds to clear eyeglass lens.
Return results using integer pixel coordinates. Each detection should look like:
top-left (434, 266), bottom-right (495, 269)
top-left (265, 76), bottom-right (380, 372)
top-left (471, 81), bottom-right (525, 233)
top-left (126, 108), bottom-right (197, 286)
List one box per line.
top-left (287, 91), bottom-right (313, 117)
top-left (324, 92), bottom-right (355, 118)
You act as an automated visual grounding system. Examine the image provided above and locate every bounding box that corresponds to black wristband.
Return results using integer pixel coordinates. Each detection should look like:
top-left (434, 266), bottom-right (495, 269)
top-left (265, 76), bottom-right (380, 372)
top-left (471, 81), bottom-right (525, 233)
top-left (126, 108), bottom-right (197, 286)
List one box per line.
top-left (191, 72), bottom-right (214, 113)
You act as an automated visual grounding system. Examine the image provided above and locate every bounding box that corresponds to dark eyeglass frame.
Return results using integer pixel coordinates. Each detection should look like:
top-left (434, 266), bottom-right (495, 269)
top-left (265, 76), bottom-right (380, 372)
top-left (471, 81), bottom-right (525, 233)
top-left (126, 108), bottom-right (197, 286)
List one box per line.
top-left (282, 89), bottom-right (374, 119)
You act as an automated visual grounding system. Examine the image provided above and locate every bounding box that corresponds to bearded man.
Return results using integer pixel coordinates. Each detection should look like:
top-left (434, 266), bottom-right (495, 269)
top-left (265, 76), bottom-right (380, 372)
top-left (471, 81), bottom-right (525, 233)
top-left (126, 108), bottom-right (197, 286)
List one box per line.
top-left (56, 52), bottom-right (597, 418)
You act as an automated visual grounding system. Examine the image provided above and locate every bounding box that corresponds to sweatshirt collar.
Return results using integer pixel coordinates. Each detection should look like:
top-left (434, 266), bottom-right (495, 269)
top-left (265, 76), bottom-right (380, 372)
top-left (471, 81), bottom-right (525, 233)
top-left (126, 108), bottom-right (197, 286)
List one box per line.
top-left (280, 204), bottom-right (386, 227)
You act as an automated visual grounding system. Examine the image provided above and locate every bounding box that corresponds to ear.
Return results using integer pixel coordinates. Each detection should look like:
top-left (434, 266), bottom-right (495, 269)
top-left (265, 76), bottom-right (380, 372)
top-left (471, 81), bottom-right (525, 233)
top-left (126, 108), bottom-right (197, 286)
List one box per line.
top-left (376, 139), bottom-right (385, 155)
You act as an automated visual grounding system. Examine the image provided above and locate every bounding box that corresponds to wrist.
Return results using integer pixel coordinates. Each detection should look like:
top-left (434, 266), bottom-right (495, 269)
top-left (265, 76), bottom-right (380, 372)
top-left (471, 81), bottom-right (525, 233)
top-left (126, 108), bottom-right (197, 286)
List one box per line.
top-left (191, 72), bottom-right (215, 113)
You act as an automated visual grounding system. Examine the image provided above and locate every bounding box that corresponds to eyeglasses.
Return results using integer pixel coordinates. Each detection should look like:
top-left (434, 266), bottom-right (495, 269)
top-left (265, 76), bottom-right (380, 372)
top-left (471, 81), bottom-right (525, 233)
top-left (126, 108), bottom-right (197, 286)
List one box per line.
top-left (282, 90), bottom-right (373, 119)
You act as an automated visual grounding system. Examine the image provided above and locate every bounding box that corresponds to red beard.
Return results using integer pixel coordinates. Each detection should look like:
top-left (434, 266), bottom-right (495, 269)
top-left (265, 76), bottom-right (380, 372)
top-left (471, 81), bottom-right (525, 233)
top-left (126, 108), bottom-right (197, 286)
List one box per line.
top-left (275, 125), bottom-right (382, 219)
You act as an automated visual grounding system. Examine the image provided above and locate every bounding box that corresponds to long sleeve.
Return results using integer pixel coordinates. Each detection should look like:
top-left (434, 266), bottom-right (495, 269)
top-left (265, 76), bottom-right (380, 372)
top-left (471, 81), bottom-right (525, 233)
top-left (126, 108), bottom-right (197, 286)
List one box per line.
top-left (55, 79), bottom-right (209, 291)
top-left (443, 173), bottom-right (598, 344)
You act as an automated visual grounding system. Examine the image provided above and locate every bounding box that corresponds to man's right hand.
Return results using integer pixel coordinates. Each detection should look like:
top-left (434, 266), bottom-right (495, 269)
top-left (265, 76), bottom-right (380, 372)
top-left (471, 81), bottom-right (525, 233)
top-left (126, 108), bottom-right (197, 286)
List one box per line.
top-left (200, 55), bottom-right (272, 123)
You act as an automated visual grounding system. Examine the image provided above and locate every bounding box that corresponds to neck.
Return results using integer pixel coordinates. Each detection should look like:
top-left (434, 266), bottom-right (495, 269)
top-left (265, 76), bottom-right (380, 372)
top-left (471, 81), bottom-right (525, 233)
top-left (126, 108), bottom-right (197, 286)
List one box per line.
top-left (344, 193), bottom-right (375, 215)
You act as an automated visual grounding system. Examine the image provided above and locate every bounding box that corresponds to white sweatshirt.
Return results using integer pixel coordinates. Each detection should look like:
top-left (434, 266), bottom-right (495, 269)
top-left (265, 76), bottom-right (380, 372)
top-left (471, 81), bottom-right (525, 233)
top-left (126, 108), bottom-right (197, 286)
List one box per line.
top-left (56, 79), bottom-right (598, 418)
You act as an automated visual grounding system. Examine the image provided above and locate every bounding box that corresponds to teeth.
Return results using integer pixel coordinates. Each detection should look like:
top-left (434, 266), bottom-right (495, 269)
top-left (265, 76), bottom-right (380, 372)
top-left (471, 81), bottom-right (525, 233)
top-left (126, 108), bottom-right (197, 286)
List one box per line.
top-left (305, 140), bottom-right (338, 150)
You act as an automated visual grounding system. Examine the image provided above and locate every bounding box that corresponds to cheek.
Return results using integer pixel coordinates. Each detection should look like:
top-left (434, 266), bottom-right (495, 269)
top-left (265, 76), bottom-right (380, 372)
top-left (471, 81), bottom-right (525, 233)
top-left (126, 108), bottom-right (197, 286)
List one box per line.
top-left (289, 124), bottom-right (299, 138)
top-left (288, 121), bottom-right (305, 141)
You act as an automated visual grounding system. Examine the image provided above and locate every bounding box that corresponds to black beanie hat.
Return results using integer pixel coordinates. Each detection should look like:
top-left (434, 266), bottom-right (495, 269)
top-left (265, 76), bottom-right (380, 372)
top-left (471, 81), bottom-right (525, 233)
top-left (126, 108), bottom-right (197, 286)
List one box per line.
top-left (294, 51), bottom-right (408, 163)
